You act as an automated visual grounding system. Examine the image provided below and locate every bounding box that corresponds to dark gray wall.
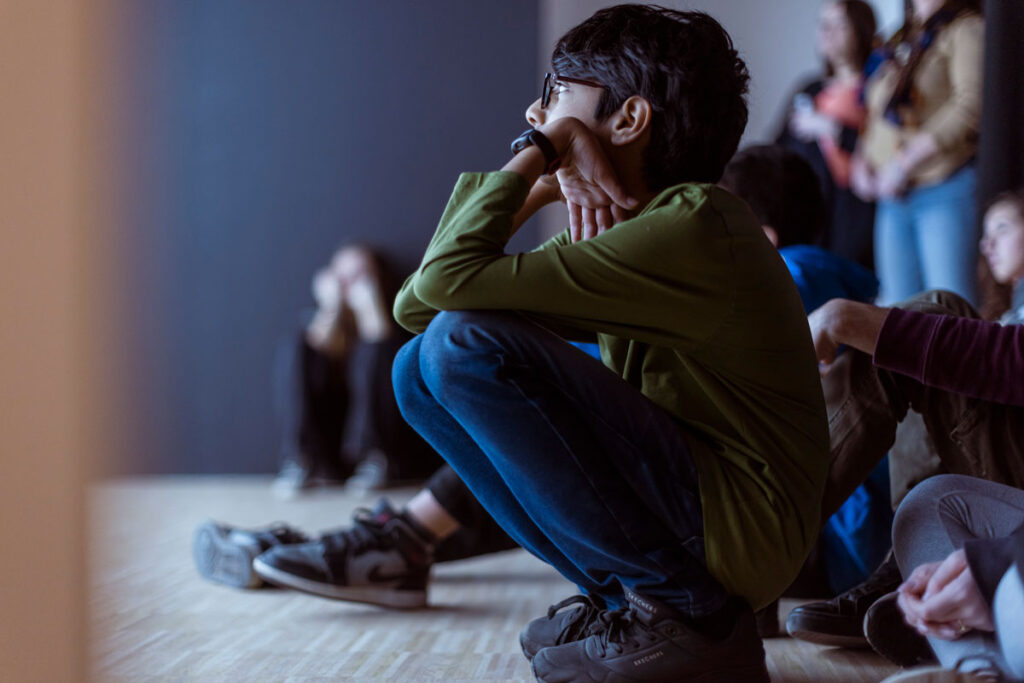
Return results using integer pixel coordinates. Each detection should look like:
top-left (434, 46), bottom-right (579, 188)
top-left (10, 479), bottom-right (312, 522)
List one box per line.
top-left (115, 0), bottom-right (540, 474)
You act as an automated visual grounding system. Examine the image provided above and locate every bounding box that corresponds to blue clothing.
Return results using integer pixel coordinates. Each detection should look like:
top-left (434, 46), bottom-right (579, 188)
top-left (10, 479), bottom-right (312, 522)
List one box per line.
top-left (393, 310), bottom-right (727, 615)
top-left (780, 244), bottom-right (878, 313)
top-left (875, 164), bottom-right (979, 306)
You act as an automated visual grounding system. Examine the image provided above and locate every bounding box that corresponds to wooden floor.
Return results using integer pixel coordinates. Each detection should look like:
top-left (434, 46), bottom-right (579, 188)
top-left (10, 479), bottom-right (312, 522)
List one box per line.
top-left (90, 476), bottom-right (899, 682)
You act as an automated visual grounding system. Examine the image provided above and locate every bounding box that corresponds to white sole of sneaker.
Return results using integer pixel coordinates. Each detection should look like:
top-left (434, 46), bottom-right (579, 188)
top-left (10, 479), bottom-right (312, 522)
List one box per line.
top-left (251, 557), bottom-right (428, 609)
top-left (193, 522), bottom-right (263, 589)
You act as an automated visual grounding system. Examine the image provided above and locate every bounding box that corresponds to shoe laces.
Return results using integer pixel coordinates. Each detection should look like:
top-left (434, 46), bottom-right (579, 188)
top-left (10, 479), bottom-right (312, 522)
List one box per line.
top-left (320, 508), bottom-right (393, 554)
top-left (265, 523), bottom-right (309, 545)
top-left (595, 608), bottom-right (656, 657)
top-left (839, 555), bottom-right (901, 606)
top-left (545, 595), bottom-right (607, 645)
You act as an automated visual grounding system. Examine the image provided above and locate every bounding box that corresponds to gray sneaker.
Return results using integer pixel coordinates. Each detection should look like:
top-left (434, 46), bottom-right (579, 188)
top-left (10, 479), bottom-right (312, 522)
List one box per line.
top-left (519, 594), bottom-right (610, 661)
top-left (252, 500), bottom-right (433, 608)
top-left (193, 520), bottom-right (309, 589)
top-left (531, 588), bottom-right (769, 683)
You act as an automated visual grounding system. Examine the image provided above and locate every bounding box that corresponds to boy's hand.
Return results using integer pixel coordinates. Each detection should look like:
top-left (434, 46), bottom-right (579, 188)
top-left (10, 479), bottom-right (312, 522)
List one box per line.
top-left (539, 118), bottom-right (638, 242)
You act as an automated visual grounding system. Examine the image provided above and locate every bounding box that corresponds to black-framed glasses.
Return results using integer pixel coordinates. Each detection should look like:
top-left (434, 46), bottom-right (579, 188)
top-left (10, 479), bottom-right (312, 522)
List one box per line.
top-left (541, 72), bottom-right (607, 109)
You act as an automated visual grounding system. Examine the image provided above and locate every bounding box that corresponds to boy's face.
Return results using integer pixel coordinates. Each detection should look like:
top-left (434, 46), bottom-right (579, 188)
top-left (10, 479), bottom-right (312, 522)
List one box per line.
top-left (525, 74), bottom-right (608, 138)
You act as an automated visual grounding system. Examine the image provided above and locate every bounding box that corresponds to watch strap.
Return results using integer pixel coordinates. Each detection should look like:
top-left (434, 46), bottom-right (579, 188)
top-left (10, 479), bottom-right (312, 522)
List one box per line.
top-left (510, 128), bottom-right (562, 175)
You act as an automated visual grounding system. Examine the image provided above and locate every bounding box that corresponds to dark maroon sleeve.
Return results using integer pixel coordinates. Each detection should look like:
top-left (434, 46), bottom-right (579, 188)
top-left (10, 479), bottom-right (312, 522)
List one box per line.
top-left (872, 308), bottom-right (1024, 407)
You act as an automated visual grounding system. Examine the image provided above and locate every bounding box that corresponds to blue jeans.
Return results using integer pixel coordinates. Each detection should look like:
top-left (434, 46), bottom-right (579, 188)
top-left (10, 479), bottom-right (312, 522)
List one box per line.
top-left (392, 310), bottom-right (727, 616)
top-left (874, 164), bottom-right (978, 306)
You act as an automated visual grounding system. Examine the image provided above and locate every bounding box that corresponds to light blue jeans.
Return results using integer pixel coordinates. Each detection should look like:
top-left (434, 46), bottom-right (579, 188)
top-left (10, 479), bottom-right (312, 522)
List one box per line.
top-left (874, 165), bottom-right (978, 306)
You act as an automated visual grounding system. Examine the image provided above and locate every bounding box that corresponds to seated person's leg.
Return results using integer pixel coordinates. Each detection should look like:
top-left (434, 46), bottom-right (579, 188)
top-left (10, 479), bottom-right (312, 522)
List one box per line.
top-left (821, 290), bottom-right (1022, 521)
top-left (425, 465), bottom-right (519, 562)
top-left (792, 290), bottom-right (1024, 648)
top-left (272, 327), bottom-right (350, 498)
top-left (891, 475), bottom-right (1024, 676)
top-left (407, 310), bottom-right (722, 613)
top-left (341, 335), bottom-right (442, 491)
top-left (399, 310), bottom-right (767, 679)
top-left (994, 565), bottom-right (1024, 679)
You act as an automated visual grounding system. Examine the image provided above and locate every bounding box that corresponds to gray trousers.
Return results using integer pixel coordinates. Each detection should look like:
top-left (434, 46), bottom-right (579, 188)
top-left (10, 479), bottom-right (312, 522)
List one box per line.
top-left (893, 474), bottom-right (1024, 679)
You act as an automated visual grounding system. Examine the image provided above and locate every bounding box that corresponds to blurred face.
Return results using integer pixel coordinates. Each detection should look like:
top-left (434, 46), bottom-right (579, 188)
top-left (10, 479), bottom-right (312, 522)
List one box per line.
top-left (330, 247), bottom-right (374, 288)
top-left (911, 0), bottom-right (944, 23)
top-left (980, 201), bottom-right (1024, 285)
top-left (817, 2), bottom-right (856, 67)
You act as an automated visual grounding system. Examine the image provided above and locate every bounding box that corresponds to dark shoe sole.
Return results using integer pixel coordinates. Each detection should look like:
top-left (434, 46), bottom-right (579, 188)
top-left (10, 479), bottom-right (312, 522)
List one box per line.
top-left (785, 605), bottom-right (870, 648)
top-left (193, 521), bottom-right (263, 589)
top-left (864, 591), bottom-right (937, 667)
top-left (530, 647), bottom-right (770, 683)
top-left (251, 557), bottom-right (427, 608)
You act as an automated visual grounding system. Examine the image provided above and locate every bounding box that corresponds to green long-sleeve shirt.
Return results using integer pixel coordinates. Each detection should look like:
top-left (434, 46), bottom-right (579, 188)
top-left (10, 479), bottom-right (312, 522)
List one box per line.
top-left (395, 171), bottom-right (829, 610)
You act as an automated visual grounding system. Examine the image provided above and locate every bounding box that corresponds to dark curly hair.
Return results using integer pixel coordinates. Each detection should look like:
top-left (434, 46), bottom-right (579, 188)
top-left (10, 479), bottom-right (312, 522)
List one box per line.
top-left (719, 145), bottom-right (827, 248)
top-left (552, 4), bottom-right (750, 189)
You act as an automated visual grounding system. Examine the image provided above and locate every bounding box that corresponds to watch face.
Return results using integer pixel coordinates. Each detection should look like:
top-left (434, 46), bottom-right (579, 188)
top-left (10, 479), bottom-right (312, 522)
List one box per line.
top-left (510, 128), bottom-right (535, 156)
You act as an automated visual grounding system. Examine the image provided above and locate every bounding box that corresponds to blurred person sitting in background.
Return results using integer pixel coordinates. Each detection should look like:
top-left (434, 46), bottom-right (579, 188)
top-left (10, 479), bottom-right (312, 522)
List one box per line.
top-left (778, 0), bottom-right (879, 271)
top-left (271, 243), bottom-right (440, 498)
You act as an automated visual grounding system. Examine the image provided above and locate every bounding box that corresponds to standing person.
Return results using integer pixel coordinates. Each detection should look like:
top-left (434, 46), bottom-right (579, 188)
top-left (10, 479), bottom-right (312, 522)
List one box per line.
top-left (851, 0), bottom-right (984, 305)
top-left (391, 6), bottom-right (828, 681)
top-left (779, 0), bottom-right (879, 270)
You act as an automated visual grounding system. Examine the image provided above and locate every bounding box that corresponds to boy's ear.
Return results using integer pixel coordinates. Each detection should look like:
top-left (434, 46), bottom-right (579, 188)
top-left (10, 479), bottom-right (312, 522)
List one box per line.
top-left (608, 96), bottom-right (652, 146)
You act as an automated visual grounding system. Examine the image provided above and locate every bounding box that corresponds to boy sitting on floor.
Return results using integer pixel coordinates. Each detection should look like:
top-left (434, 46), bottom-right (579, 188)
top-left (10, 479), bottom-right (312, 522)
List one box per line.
top-left (390, 6), bottom-right (828, 681)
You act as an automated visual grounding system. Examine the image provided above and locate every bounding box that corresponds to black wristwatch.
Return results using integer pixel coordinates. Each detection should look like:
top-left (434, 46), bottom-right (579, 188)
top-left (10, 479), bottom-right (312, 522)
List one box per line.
top-left (510, 128), bottom-right (562, 175)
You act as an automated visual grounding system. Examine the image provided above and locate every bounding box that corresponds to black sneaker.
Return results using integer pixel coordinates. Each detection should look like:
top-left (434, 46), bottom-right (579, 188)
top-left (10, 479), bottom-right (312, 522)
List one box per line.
top-left (519, 594), bottom-right (610, 661)
top-left (865, 591), bottom-right (937, 667)
top-left (531, 588), bottom-right (769, 683)
top-left (252, 500), bottom-right (434, 608)
top-left (786, 552), bottom-right (901, 647)
top-left (193, 520), bottom-right (309, 589)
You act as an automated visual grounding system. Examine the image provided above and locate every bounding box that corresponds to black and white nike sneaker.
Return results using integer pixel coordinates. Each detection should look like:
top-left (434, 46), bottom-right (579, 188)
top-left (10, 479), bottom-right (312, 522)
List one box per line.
top-left (252, 500), bottom-right (434, 608)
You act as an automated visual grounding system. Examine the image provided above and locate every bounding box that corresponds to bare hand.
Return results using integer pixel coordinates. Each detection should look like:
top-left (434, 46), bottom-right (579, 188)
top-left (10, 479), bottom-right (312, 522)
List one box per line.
top-left (897, 549), bottom-right (995, 639)
top-left (540, 118), bottom-right (638, 242)
top-left (789, 109), bottom-right (837, 142)
top-left (807, 299), bottom-right (847, 373)
top-left (807, 299), bottom-right (890, 374)
top-left (850, 155), bottom-right (877, 201)
top-left (875, 161), bottom-right (909, 199)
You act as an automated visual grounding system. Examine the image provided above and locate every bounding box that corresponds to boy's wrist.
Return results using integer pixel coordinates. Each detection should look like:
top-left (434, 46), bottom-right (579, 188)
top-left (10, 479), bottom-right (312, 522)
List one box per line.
top-left (501, 144), bottom-right (549, 186)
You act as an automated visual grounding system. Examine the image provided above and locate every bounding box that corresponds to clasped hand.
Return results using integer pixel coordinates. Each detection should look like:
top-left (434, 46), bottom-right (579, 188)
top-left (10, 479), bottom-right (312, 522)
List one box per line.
top-left (897, 548), bottom-right (994, 640)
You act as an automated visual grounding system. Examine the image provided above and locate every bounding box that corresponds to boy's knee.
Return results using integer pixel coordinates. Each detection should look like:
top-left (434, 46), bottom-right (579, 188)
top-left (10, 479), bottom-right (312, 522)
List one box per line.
top-left (392, 334), bottom-right (426, 411)
top-left (420, 311), bottom-right (496, 388)
top-left (420, 310), bottom-right (527, 392)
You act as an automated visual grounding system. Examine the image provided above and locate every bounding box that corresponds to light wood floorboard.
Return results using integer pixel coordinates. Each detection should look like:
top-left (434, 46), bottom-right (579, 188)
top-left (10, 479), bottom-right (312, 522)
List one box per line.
top-left (90, 476), bottom-right (899, 682)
